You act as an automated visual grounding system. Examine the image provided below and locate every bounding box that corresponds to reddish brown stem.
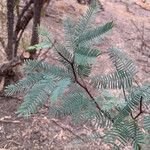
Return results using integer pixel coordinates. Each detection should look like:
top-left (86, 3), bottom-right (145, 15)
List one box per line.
top-left (70, 61), bottom-right (113, 122)
top-left (52, 41), bottom-right (113, 122)
top-left (133, 97), bottom-right (143, 119)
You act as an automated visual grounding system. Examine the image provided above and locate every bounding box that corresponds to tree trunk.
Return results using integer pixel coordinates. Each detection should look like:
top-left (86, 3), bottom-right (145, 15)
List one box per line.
top-left (30, 0), bottom-right (44, 59)
top-left (6, 0), bottom-right (15, 60)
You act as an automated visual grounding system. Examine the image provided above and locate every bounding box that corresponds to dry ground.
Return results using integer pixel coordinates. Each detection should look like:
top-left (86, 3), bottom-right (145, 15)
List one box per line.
top-left (0, 0), bottom-right (150, 149)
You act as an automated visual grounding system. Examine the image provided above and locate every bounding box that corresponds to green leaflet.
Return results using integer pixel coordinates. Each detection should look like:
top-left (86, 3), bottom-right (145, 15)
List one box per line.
top-left (5, 72), bottom-right (46, 95)
top-left (144, 116), bottom-right (150, 131)
top-left (128, 122), bottom-right (145, 150)
top-left (54, 42), bottom-right (73, 62)
top-left (75, 47), bottom-right (101, 65)
top-left (17, 76), bottom-right (55, 117)
top-left (77, 65), bottom-right (92, 77)
top-left (114, 94), bottom-right (142, 124)
top-left (51, 78), bottom-right (71, 104)
top-left (104, 121), bottom-right (145, 150)
top-left (27, 26), bottom-right (53, 51)
top-left (27, 40), bottom-right (52, 51)
top-left (108, 48), bottom-right (137, 75)
top-left (24, 59), bottom-right (51, 72)
top-left (37, 26), bottom-right (51, 37)
top-left (63, 17), bottom-right (77, 51)
top-left (74, 46), bottom-right (100, 77)
top-left (76, 21), bottom-right (114, 44)
top-left (100, 90), bottom-right (120, 111)
top-left (50, 91), bottom-right (111, 127)
top-left (91, 71), bottom-right (133, 89)
top-left (24, 59), bottom-right (71, 79)
top-left (74, 0), bottom-right (100, 35)
top-left (90, 47), bottom-right (137, 90)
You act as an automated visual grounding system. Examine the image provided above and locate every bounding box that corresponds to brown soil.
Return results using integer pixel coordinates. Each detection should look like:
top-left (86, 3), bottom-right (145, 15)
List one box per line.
top-left (0, 0), bottom-right (150, 149)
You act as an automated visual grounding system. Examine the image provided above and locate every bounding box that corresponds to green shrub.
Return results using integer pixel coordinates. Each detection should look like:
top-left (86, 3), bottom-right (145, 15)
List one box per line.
top-left (5, 0), bottom-right (150, 149)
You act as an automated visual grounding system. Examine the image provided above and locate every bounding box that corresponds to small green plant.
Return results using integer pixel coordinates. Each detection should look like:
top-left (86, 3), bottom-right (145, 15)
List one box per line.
top-left (5, 0), bottom-right (150, 149)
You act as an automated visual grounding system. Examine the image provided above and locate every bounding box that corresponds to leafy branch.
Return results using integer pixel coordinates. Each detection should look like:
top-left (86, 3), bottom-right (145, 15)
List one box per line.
top-left (4, 1), bottom-right (150, 149)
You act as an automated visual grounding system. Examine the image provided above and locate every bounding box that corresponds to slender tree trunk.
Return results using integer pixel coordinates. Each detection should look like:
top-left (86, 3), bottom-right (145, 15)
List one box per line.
top-left (30, 0), bottom-right (44, 58)
top-left (6, 0), bottom-right (15, 60)
top-left (2, 0), bottom-right (16, 87)
top-left (0, 0), bottom-right (48, 88)
top-left (14, 0), bottom-right (34, 54)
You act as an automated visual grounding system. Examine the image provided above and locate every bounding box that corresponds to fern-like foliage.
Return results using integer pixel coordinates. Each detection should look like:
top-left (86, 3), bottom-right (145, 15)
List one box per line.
top-left (5, 0), bottom-right (150, 149)
top-left (75, 46), bottom-right (101, 65)
top-left (104, 121), bottom-right (145, 150)
top-left (91, 70), bottom-right (133, 89)
top-left (49, 90), bottom-right (112, 127)
top-left (144, 116), bottom-right (150, 131)
top-left (91, 48), bottom-right (137, 89)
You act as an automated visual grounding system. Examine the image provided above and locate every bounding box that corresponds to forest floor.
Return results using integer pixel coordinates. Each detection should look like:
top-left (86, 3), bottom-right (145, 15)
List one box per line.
top-left (0, 0), bottom-right (150, 149)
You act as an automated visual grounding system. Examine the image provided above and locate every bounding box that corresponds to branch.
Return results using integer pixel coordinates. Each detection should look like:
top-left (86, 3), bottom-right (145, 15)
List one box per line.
top-left (133, 96), bottom-right (143, 119)
top-left (0, 56), bottom-right (22, 76)
top-left (0, 118), bottom-right (20, 124)
top-left (70, 57), bottom-right (113, 122)
top-left (14, 2), bottom-right (34, 53)
top-left (50, 40), bottom-right (72, 65)
top-left (15, 0), bottom-right (34, 35)
top-left (50, 40), bottom-right (114, 123)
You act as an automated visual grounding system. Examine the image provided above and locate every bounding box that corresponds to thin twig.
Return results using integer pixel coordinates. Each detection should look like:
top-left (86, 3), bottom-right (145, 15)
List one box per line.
top-left (0, 118), bottom-right (20, 124)
top-left (131, 20), bottom-right (150, 56)
top-left (49, 133), bottom-right (59, 148)
top-left (51, 119), bottom-right (85, 142)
